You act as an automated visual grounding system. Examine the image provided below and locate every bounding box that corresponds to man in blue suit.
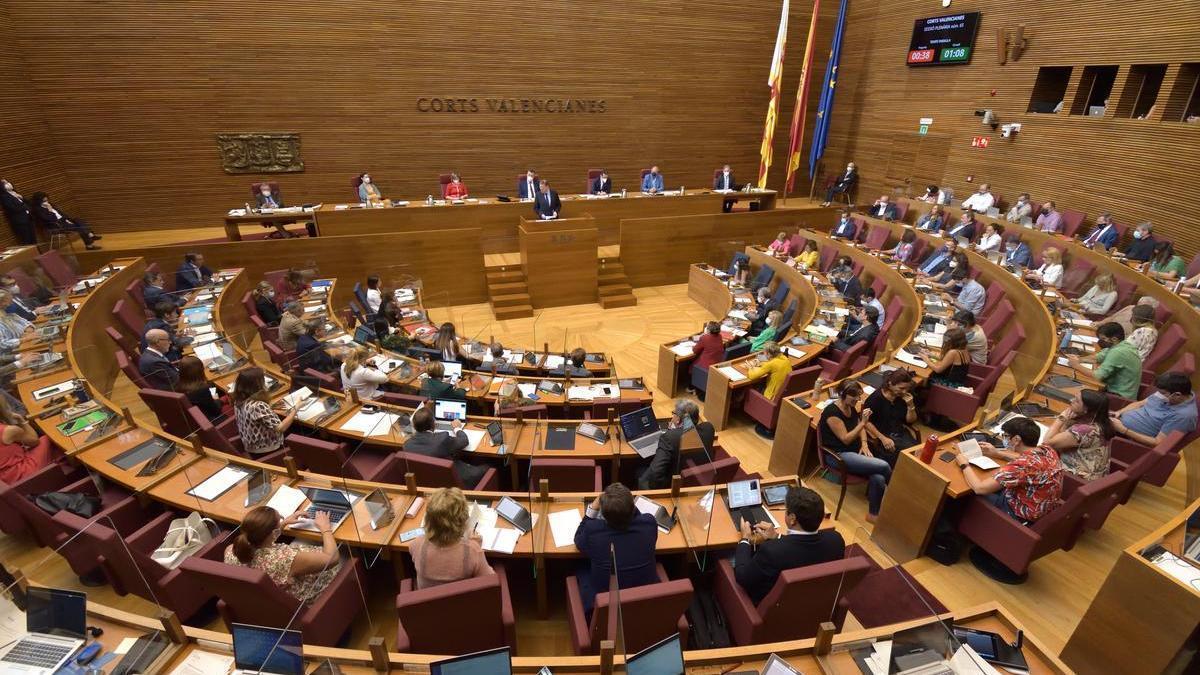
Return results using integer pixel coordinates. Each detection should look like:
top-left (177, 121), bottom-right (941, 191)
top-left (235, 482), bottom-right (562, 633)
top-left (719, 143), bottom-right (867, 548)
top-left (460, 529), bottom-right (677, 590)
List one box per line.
top-left (533, 180), bottom-right (561, 220)
top-left (591, 170), bottom-right (612, 195)
top-left (917, 240), bottom-right (958, 277)
top-left (573, 483), bottom-right (660, 615)
top-left (142, 270), bottom-right (185, 309)
top-left (1004, 236), bottom-right (1033, 269)
top-left (713, 165), bottom-right (737, 190)
top-left (831, 210), bottom-right (857, 238)
top-left (944, 211), bottom-right (978, 241)
top-left (517, 169), bottom-right (539, 200)
top-left (1081, 212), bottom-right (1119, 251)
top-left (641, 165), bottom-right (664, 194)
top-left (174, 252), bottom-right (212, 292)
top-left (2, 288), bottom-right (36, 322)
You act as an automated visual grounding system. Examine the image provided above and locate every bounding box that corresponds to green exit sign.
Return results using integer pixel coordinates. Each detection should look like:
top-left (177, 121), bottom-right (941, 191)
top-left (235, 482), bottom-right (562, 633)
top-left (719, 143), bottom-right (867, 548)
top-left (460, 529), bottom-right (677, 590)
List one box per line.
top-left (939, 46), bottom-right (971, 63)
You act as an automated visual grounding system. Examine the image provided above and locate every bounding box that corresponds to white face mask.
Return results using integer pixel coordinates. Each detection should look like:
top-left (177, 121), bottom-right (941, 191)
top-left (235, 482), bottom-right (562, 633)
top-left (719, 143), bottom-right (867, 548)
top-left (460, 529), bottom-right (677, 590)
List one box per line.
top-left (948, 261), bottom-right (958, 268)
top-left (261, 190), bottom-right (271, 197)
top-left (1133, 230), bottom-right (1144, 239)
top-left (362, 177), bottom-right (370, 184)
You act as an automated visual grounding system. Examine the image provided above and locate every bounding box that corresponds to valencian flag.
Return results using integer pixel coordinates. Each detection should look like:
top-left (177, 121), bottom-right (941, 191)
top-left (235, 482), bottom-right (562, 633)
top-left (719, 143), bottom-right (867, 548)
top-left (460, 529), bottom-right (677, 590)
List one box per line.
top-left (757, 0), bottom-right (790, 189)
top-left (784, 0), bottom-right (822, 194)
top-left (808, 0), bottom-right (849, 180)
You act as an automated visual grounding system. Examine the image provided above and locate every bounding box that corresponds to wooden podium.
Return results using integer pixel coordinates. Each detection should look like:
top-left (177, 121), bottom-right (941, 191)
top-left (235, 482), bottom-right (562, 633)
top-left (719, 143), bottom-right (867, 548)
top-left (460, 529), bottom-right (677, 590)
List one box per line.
top-left (519, 216), bottom-right (599, 308)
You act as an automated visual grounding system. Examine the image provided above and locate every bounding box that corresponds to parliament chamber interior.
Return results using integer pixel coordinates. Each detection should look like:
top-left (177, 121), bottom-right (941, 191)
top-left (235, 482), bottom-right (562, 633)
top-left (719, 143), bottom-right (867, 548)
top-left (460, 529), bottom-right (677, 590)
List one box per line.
top-left (0, 0), bottom-right (1198, 673)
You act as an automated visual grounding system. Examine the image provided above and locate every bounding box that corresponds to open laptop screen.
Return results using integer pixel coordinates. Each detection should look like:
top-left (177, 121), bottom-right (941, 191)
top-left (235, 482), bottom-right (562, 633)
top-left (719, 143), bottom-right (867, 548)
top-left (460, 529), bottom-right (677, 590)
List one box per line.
top-left (441, 361), bottom-right (463, 380)
top-left (626, 633), bottom-right (684, 675)
top-left (232, 623), bottom-right (304, 675)
top-left (434, 399), bottom-right (468, 422)
top-left (619, 406), bottom-right (658, 441)
top-left (26, 588), bottom-right (86, 639)
top-left (429, 646), bottom-right (512, 675)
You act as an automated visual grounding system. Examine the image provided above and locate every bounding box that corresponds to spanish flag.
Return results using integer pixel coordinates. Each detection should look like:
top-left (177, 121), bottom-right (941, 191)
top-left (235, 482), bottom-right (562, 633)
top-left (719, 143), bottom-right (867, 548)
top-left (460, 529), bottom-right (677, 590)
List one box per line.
top-left (757, 0), bottom-right (790, 189)
top-left (784, 0), bottom-right (821, 194)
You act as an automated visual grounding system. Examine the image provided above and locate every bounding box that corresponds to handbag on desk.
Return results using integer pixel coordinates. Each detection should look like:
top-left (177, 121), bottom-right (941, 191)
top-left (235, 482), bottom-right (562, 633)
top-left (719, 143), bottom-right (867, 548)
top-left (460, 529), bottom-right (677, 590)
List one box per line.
top-left (151, 512), bottom-right (217, 569)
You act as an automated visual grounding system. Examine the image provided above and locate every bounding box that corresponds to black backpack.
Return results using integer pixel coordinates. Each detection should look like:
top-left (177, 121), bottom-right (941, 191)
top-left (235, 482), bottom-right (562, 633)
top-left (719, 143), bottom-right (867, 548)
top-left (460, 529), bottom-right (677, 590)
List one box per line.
top-left (685, 588), bottom-right (731, 649)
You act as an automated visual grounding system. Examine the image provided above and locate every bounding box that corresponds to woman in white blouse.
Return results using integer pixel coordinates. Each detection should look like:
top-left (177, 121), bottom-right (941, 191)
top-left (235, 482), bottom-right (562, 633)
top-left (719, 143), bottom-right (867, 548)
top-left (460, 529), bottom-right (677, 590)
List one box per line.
top-left (364, 275), bottom-right (382, 313)
top-left (1075, 274), bottom-right (1118, 315)
top-left (1025, 247), bottom-right (1064, 288)
top-left (977, 222), bottom-right (1004, 254)
top-left (340, 347), bottom-right (389, 400)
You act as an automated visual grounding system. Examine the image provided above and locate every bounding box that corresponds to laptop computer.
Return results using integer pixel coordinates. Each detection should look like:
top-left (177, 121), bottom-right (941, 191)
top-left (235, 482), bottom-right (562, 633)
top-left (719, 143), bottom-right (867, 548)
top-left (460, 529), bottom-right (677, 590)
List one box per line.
top-left (495, 496), bottom-right (533, 534)
top-left (620, 406), bottom-right (663, 458)
top-left (1057, 329), bottom-right (1085, 356)
top-left (441, 361), bottom-right (463, 382)
top-left (230, 623), bottom-right (304, 675)
top-left (433, 399), bottom-right (468, 432)
top-left (0, 587), bottom-right (87, 674)
top-left (429, 646), bottom-right (512, 675)
top-left (244, 468), bottom-right (272, 508)
top-left (726, 478), bottom-right (771, 532)
top-left (208, 341), bottom-right (237, 370)
top-left (626, 633), bottom-right (684, 675)
top-left (303, 488), bottom-right (355, 526)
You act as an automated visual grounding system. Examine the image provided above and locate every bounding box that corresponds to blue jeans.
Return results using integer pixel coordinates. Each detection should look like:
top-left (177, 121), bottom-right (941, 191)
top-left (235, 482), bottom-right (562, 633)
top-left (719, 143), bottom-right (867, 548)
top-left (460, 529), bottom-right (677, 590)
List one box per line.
top-left (838, 452), bottom-right (892, 515)
top-left (984, 491), bottom-right (1024, 522)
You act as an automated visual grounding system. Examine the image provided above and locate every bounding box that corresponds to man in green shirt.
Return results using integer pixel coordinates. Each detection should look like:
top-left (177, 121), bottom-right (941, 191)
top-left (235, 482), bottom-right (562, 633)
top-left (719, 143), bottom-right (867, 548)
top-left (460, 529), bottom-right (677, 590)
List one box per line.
top-left (1070, 322), bottom-right (1142, 400)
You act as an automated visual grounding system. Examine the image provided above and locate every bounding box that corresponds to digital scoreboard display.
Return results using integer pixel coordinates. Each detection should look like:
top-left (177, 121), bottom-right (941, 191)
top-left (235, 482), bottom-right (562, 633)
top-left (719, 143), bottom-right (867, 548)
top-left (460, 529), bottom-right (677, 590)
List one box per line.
top-left (906, 12), bottom-right (980, 66)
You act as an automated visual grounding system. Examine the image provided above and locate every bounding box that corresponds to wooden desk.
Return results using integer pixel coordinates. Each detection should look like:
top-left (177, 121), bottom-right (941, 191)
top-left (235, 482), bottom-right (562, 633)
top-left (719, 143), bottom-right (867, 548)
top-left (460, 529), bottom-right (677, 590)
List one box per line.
top-left (519, 217), bottom-right (598, 308)
top-left (223, 208), bottom-right (317, 241)
top-left (656, 264), bottom-right (753, 398)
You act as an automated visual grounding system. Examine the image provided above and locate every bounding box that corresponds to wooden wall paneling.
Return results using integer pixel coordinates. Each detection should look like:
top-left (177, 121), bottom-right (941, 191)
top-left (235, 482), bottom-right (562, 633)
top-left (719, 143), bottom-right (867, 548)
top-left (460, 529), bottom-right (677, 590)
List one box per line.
top-left (68, 259), bottom-right (146, 397)
top-left (814, 0), bottom-right (1200, 257)
top-left (3, 1), bottom-right (831, 235)
top-left (518, 218), bottom-right (599, 308)
top-left (72, 230), bottom-right (489, 308)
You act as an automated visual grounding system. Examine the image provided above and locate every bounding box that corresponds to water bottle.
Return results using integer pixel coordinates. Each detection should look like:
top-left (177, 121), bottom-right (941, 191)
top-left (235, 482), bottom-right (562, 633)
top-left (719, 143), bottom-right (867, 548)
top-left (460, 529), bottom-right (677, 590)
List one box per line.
top-left (426, 194), bottom-right (433, 206)
top-left (920, 434), bottom-right (939, 464)
top-left (621, 188), bottom-right (627, 198)
top-left (244, 201), bottom-right (252, 214)
top-left (680, 185), bottom-right (685, 196)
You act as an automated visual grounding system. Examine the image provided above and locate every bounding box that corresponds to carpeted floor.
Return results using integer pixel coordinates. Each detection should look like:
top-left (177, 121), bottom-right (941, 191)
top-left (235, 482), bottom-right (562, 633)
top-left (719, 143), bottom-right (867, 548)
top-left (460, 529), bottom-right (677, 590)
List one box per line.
top-left (843, 544), bottom-right (948, 628)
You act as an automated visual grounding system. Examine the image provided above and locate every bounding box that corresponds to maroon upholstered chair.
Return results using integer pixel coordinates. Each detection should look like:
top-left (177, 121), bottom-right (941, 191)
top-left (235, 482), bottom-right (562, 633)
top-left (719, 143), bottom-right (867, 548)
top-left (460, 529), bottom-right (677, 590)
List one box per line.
top-left (980, 299), bottom-right (1014, 339)
top-left (438, 173), bottom-right (453, 198)
top-left (251, 315), bottom-right (274, 344)
top-left (1109, 430), bottom-right (1189, 488)
top-left (590, 398), bottom-right (641, 419)
top-left (585, 169), bottom-right (602, 193)
top-left (861, 224), bottom-right (891, 250)
top-left (955, 472), bottom-right (1120, 580)
top-left (1113, 275), bottom-right (1136, 308)
top-left (1060, 209), bottom-right (1086, 238)
top-left (125, 277), bottom-right (148, 313)
top-left (0, 460), bottom-right (82, 537)
top-left (1186, 252), bottom-right (1200, 279)
top-left (818, 246), bottom-right (838, 273)
top-left (788, 234), bottom-right (807, 257)
top-left (112, 298), bottom-right (144, 338)
top-left (185, 406), bottom-right (244, 456)
top-left (905, 237), bottom-right (928, 267)
top-left (116, 349), bottom-right (150, 389)
top-left (1143, 324), bottom-right (1185, 373)
top-left (817, 340), bottom-right (868, 382)
top-left (713, 555), bottom-right (870, 646)
top-left (7, 267), bottom-right (39, 297)
top-left (529, 458), bottom-right (602, 492)
top-left (980, 280), bottom-right (1007, 319)
top-left (566, 564), bottom-right (692, 655)
top-left (106, 325), bottom-right (138, 360)
top-left (284, 434), bottom-right (389, 482)
top-left (497, 403), bottom-right (549, 419)
top-left (242, 291), bottom-right (259, 319)
top-left (36, 249), bottom-right (77, 288)
top-left (892, 200), bottom-right (910, 223)
top-left (818, 445), bottom-right (869, 519)
top-left (744, 365), bottom-right (821, 431)
top-left (262, 268), bottom-right (289, 290)
top-left (1062, 468), bottom-right (1133, 532)
top-left (377, 392), bottom-right (426, 408)
top-left (53, 499), bottom-right (222, 622)
top-left (925, 353), bottom-right (1012, 426)
top-left (181, 535), bottom-right (365, 646)
top-left (1058, 258), bottom-right (1095, 298)
top-left (138, 389), bottom-right (199, 437)
top-left (373, 451), bottom-right (499, 491)
top-left (395, 564), bottom-right (515, 655)
top-left (681, 455), bottom-right (756, 487)
top-left (303, 367), bottom-right (339, 391)
top-left (264, 340), bottom-right (297, 373)
top-left (986, 327), bottom-right (1024, 367)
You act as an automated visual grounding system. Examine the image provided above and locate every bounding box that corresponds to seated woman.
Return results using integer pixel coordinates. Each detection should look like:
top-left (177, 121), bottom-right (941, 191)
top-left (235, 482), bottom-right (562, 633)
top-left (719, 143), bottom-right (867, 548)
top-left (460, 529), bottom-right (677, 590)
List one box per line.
top-left (433, 322), bottom-right (463, 362)
top-left (409, 487), bottom-right (495, 589)
top-left (275, 269), bottom-right (310, 307)
top-left (1147, 241), bottom-right (1187, 281)
top-left (767, 232), bottom-right (790, 257)
top-left (1024, 247), bottom-right (1064, 288)
top-left (818, 380), bottom-right (890, 520)
top-left (749, 310), bottom-right (783, 352)
top-left (252, 281), bottom-right (282, 326)
top-left (795, 240), bottom-right (820, 269)
top-left (225, 506), bottom-right (341, 604)
top-left (956, 416), bottom-right (1062, 523)
top-left (977, 222), bottom-right (1004, 254)
top-left (889, 229), bottom-right (917, 264)
top-left (0, 394), bottom-right (55, 483)
top-left (28, 191), bottom-right (101, 250)
top-left (357, 173), bottom-right (383, 203)
top-left (340, 347), bottom-right (389, 401)
top-left (297, 320), bottom-right (339, 374)
top-left (233, 367), bottom-right (296, 457)
top-left (420, 360), bottom-right (466, 401)
top-left (376, 288), bottom-right (402, 326)
top-left (918, 328), bottom-right (971, 389)
top-left (915, 205), bottom-right (944, 232)
top-left (444, 173), bottom-right (469, 200)
top-left (178, 355), bottom-right (225, 422)
top-left (1044, 389), bottom-right (1113, 482)
top-left (930, 251), bottom-right (969, 292)
top-left (1074, 273), bottom-right (1118, 316)
top-left (1125, 303), bottom-right (1158, 361)
top-left (863, 368), bottom-right (919, 464)
top-left (917, 184), bottom-right (945, 204)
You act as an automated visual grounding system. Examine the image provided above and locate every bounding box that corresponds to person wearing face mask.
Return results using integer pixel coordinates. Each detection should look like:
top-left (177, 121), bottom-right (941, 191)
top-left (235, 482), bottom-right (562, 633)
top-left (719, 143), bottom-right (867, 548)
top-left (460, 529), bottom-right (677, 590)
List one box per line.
top-left (1003, 235), bottom-right (1032, 269)
top-left (1068, 322), bottom-right (1141, 399)
top-left (916, 240), bottom-right (958, 277)
top-left (821, 162), bottom-right (858, 206)
top-left (957, 416), bottom-right (1062, 523)
top-left (960, 183), bottom-right (995, 213)
top-left (949, 310), bottom-right (988, 365)
top-left (1111, 371), bottom-right (1197, 446)
top-left (831, 259), bottom-right (863, 305)
top-left (889, 229), bottom-right (918, 264)
top-left (713, 164), bottom-right (738, 191)
top-left (1005, 193), bottom-right (1033, 225)
top-left (818, 380), bottom-right (888, 520)
top-left (832, 305), bottom-right (879, 352)
top-left (1024, 247), bottom-right (1064, 288)
top-left (140, 301), bottom-right (189, 361)
top-left (1147, 241), bottom-right (1187, 281)
top-left (1044, 389), bottom-right (1114, 482)
top-left (517, 169), bottom-right (539, 199)
top-left (917, 185), bottom-right (945, 205)
top-left (443, 173), bottom-right (469, 200)
top-left (915, 205), bottom-right (944, 232)
top-left (28, 191), bottom-right (102, 249)
top-left (1035, 201), bottom-right (1063, 233)
top-left (637, 399), bottom-right (714, 490)
top-left (641, 165), bottom-right (664, 194)
top-left (930, 251), bottom-right (968, 291)
top-left (944, 210), bottom-right (977, 241)
top-left (590, 169), bottom-right (612, 195)
top-left (141, 271), bottom-right (185, 310)
top-left (356, 172), bottom-right (382, 202)
top-left (977, 222), bottom-right (1004, 254)
top-left (252, 281), bottom-right (282, 326)
top-left (863, 368), bottom-right (919, 460)
top-left (1122, 223), bottom-right (1157, 261)
top-left (868, 195), bottom-right (898, 221)
top-left (1, 285), bottom-right (37, 322)
top-left (952, 264), bottom-right (986, 316)
top-left (831, 209), bottom-right (857, 238)
top-left (1081, 212), bottom-right (1119, 250)
top-left (175, 252), bottom-right (213, 291)
top-left (253, 183), bottom-right (296, 238)
top-left (0, 180), bottom-right (37, 245)
top-left (533, 180), bottom-right (561, 220)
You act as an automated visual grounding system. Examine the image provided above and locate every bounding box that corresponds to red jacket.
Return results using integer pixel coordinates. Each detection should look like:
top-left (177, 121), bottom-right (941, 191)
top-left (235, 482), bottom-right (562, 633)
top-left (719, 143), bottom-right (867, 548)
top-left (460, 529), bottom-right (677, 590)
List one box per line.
top-left (692, 332), bottom-right (726, 370)
top-left (444, 181), bottom-right (469, 199)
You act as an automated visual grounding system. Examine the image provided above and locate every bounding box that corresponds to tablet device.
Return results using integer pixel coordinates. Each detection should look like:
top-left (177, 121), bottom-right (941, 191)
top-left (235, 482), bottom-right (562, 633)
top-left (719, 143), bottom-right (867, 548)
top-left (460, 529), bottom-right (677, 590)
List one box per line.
top-left (727, 479), bottom-right (762, 509)
top-left (763, 484), bottom-right (789, 506)
top-left (495, 496), bottom-right (533, 533)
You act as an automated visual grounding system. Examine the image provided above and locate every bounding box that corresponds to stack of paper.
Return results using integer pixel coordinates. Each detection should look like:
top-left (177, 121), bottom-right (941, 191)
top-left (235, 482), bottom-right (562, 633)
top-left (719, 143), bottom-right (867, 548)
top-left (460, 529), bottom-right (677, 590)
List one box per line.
top-left (193, 343), bottom-right (221, 362)
top-left (368, 355), bottom-right (403, 374)
top-left (727, 309), bottom-right (749, 320)
top-left (716, 365), bottom-right (747, 382)
top-left (914, 333), bottom-right (944, 348)
top-left (548, 508), bottom-right (583, 549)
top-left (1071, 334), bottom-right (1100, 345)
top-left (567, 386), bottom-right (595, 401)
top-left (956, 438), bottom-right (1000, 470)
top-left (279, 387), bottom-right (313, 409)
top-left (894, 350), bottom-right (928, 368)
top-left (169, 651), bottom-right (235, 675)
top-left (479, 528), bottom-right (521, 554)
top-left (339, 411), bottom-right (399, 437)
top-left (543, 354), bottom-right (566, 369)
top-left (460, 428), bottom-right (485, 452)
top-left (326, 334), bottom-right (355, 345)
top-left (295, 397), bottom-right (332, 423)
top-left (670, 341), bottom-right (696, 357)
top-left (266, 484), bottom-right (308, 516)
top-left (1068, 317), bottom-right (1095, 328)
top-left (804, 324), bottom-right (839, 338)
top-left (784, 346), bottom-right (807, 358)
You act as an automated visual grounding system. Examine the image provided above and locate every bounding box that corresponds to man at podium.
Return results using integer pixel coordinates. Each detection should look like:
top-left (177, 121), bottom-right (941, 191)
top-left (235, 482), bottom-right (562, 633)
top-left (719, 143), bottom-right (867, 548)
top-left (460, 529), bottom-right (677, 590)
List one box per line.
top-left (533, 180), bottom-right (561, 220)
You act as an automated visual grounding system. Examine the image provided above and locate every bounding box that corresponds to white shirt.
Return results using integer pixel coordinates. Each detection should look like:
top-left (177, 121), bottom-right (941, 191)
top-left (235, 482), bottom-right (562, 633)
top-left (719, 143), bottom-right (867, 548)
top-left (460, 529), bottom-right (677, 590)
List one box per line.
top-left (867, 298), bottom-right (885, 327)
top-left (961, 191), bottom-right (995, 213)
top-left (365, 288), bottom-right (382, 313)
top-left (1037, 263), bottom-right (1064, 287)
top-left (340, 363), bottom-right (388, 400)
top-left (977, 231), bottom-right (1002, 253)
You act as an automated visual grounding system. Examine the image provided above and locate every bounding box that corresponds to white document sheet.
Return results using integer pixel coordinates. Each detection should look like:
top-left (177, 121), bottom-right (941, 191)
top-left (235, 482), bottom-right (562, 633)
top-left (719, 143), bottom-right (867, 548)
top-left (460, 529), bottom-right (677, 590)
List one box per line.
top-left (670, 341), bottom-right (696, 356)
top-left (894, 350), bottom-right (928, 368)
top-left (716, 365), bottom-right (747, 382)
top-left (266, 484), bottom-right (308, 516)
top-left (548, 508), bottom-right (583, 549)
top-left (185, 466), bottom-right (252, 501)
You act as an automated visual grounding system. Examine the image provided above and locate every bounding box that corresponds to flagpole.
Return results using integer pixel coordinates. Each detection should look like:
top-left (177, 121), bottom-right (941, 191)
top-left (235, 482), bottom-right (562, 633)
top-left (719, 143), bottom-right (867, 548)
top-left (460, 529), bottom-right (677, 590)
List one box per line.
top-left (757, 0), bottom-right (790, 190)
top-left (784, 0), bottom-right (821, 201)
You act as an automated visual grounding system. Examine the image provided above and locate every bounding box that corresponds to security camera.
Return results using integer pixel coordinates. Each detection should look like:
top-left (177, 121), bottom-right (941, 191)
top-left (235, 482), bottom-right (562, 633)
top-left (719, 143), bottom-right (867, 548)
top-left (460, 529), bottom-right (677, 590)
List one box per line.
top-left (1000, 123), bottom-right (1021, 138)
top-left (981, 110), bottom-right (998, 127)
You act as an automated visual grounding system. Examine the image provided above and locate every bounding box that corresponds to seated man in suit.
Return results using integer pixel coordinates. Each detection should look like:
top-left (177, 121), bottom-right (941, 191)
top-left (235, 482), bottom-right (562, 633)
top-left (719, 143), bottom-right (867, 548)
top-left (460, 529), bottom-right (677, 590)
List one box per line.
top-left (831, 305), bottom-right (879, 352)
top-left (484, 342), bottom-right (518, 375)
top-left (297, 319), bottom-right (338, 374)
top-left (3, 286), bottom-right (37, 322)
top-left (142, 270), bottom-right (184, 309)
top-left (0, 179), bottom-right (37, 245)
top-left (821, 162), bottom-right (857, 206)
top-left (140, 302), bottom-right (189, 361)
top-left (405, 407), bottom-right (487, 488)
top-left (591, 170), bottom-right (612, 195)
top-left (574, 482), bottom-right (660, 615)
top-left (916, 239), bottom-right (958, 277)
top-left (1002, 236), bottom-right (1033, 269)
top-left (533, 180), bottom-right (561, 220)
top-left (713, 164), bottom-right (738, 191)
top-left (254, 183), bottom-right (296, 238)
top-left (830, 258), bottom-right (863, 305)
top-left (28, 191), bottom-right (101, 250)
top-left (830, 209), bottom-right (857, 239)
top-left (960, 183), bottom-right (995, 214)
top-left (549, 347), bottom-right (591, 377)
top-left (944, 210), bottom-right (978, 241)
top-left (641, 165), bottom-right (664, 194)
top-left (138, 329), bottom-right (180, 390)
top-left (637, 399), bottom-right (715, 490)
top-left (1081, 212), bottom-right (1119, 250)
top-left (734, 486), bottom-right (845, 604)
top-left (747, 286), bottom-right (778, 335)
top-left (1123, 222), bottom-right (1157, 262)
top-left (175, 253), bottom-right (213, 292)
top-left (867, 195), bottom-right (898, 221)
top-left (517, 169), bottom-right (539, 199)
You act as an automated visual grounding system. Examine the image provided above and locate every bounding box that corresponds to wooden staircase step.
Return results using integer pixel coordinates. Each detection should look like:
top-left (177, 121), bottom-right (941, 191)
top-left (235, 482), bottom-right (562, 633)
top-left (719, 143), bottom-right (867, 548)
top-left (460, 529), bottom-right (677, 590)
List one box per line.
top-left (599, 294), bottom-right (637, 308)
top-left (489, 281), bottom-right (528, 293)
top-left (486, 268), bottom-right (525, 281)
top-left (494, 304), bottom-right (534, 319)
top-left (491, 292), bottom-right (531, 307)
top-left (598, 271), bottom-right (625, 283)
top-left (598, 262), bottom-right (625, 273)
top-left (598, 284), bottom-right (633, 297)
